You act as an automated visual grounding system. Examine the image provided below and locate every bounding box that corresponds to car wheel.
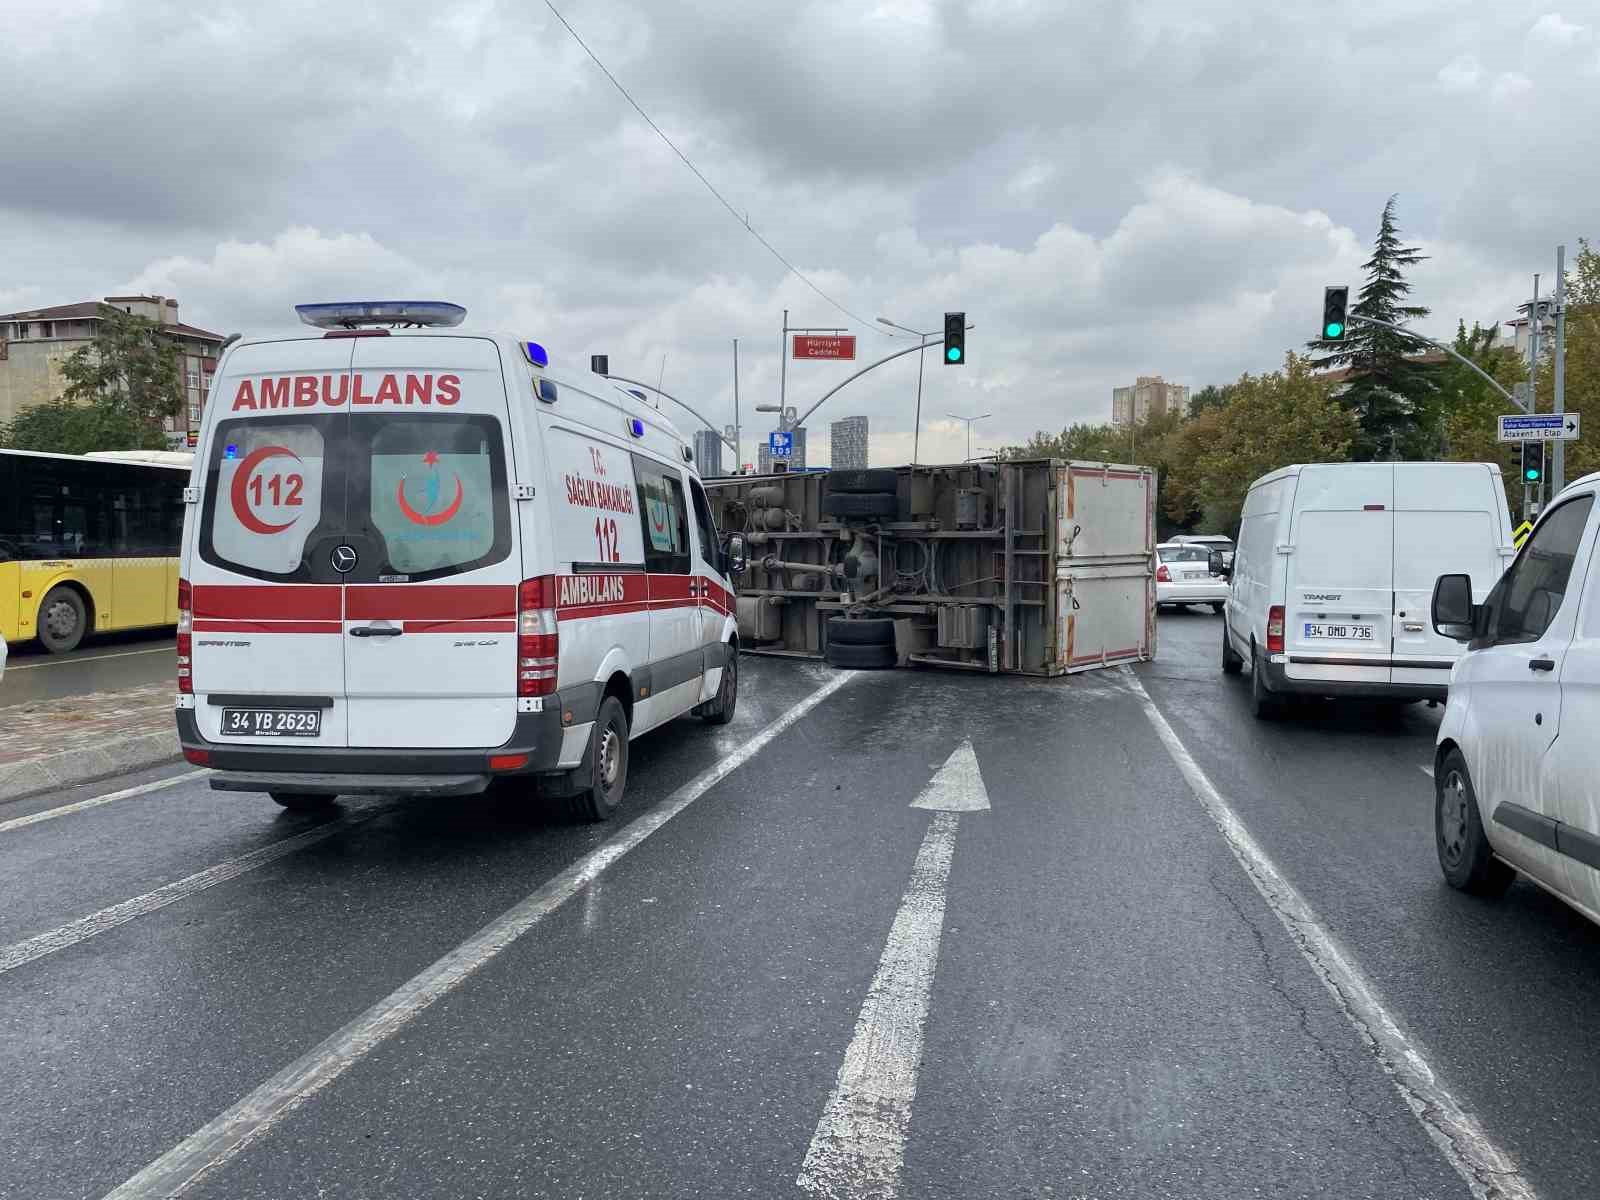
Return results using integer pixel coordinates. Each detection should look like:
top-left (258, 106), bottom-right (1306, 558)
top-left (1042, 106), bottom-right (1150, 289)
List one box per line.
top-left (1211, 602), bottom-right (1225, 614)
top-left (1435, 749), bottom-right (1515, 896)
top-left (1250, 643), bottom-right (1281, 720)
top-left (270, 792), bottom-right (336, 812)
top-left (1221, 622), bottom-right (1244, 675)
top-left (37, 585), bottom-right (87, 653)
top-left (698, 648), bottom-right (738, 725)
top-left (572, 696), bottom-right (629, 821)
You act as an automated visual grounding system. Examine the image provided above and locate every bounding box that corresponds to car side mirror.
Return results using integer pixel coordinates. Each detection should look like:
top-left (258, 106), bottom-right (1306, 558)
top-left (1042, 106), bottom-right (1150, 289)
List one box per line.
top-left (724, 532), bottom-right (747, 578)
top-left (1432, 573), bottom-right (1476, 641)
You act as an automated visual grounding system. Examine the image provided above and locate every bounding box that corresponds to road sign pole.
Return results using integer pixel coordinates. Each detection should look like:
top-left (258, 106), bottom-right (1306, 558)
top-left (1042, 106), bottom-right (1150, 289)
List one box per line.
top-left (1554, 244), bottom-right (1567, 493)
top-left (779, 309), bottom-right (788, 422)
top-left (912, 333), bottom-right (926, 465)
top-left (732, 338), bottom-right (741, 472)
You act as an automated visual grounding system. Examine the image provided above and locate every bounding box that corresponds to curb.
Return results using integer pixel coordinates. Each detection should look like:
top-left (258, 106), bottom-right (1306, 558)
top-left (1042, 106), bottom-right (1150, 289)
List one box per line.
top-left (0, 729), bottom-right (182, 804)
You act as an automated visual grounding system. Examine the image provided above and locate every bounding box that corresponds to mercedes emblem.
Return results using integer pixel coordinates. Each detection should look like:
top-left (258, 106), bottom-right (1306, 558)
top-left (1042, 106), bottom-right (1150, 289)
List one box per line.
top-left (331, 545), bottom-right (358, 573)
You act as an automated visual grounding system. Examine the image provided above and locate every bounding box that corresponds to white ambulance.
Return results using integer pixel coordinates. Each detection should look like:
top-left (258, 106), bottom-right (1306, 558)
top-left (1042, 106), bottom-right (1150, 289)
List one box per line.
top-left (175, 301), bottom-right (742, 819)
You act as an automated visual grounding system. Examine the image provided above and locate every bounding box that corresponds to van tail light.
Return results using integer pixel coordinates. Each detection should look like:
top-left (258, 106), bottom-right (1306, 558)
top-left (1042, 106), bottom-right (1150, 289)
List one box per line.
top-left (1267, 605), bottom-right (1285, 655)
top-left (1156, 563), bottom-right (1171, 583)
top-left (177, 578), bottom-right (193, 694)
top-left (518, 575), bottom-right (559, 697)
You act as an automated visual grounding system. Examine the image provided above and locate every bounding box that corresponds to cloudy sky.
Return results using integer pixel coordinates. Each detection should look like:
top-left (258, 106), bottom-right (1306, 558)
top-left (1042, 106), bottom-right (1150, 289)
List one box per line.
top-left (4, 0), bottom-right (1598, 464)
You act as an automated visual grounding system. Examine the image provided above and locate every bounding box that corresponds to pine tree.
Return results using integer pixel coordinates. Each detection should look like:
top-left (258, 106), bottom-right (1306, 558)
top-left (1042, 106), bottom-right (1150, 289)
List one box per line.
top-left (1309, 196), bottom-right (1439, 459)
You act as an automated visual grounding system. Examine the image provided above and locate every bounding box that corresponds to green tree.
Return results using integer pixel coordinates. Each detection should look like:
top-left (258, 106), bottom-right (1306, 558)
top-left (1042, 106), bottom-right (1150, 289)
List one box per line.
top-left (1437, 319), bottom-right (1526, 512)
top-left (1, 304), bottom-right (182, 453)
top-left (1188, 383), bottom-right (1234, 415)
top-left (1309, 196), bottom-right (1439, 459)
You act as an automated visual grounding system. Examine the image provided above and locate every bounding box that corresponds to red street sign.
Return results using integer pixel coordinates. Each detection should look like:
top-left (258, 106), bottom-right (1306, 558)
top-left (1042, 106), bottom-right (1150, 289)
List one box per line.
top-left (793, 334), bottom-right (856, 360)
top-left (186, 430), bottom-right (198, 447)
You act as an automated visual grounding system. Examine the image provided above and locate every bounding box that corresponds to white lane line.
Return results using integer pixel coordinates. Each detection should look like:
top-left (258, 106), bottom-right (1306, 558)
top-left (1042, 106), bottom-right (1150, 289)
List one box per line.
top-left (5, 645), bottom-right (174, 671)
top-left (797, 810), bottom-right (961, 1199)
top-left (0, 807), bottom-right (381, 976)
top-left (102, 669), bottom-right (856, 1200)
top-left (1420, 764), bottom-right (1435, 779)
top-left (0, 771), bottom-right (207, 835)
top-left (1124, 670), bottom-right (1537, 1200)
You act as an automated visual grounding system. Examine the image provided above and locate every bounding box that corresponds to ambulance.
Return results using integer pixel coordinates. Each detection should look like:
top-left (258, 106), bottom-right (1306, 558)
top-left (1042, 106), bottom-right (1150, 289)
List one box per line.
top-left (175, 301), bottom-right (742, 820)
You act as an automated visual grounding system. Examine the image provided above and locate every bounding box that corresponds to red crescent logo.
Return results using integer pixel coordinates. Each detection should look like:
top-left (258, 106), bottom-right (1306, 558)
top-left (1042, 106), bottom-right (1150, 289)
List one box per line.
top-left (230, 445), bottom-right (302, 535)
top-left (396, 474), bottom-right (464, 526)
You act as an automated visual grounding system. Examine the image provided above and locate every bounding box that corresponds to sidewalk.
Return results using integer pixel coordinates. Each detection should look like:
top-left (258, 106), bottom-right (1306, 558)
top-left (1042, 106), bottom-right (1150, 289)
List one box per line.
top-left (0, 682), bottom-right (179, 801)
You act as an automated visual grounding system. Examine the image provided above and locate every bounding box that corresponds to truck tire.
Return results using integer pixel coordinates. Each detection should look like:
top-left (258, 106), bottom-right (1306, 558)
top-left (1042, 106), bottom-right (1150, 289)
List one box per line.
top-left (37, 585), bottom-right (88, 653)
top-left (270, 792), bottom-right (336, 812)
top-left (828, 468), bottom-right (898, 495)
top-left (826, 617), bottom-right (896, 647)
top-left (825, 641), bottom-right (897, 670)
top-left (1221, 623), bottom-right (1244, 675)
top-left (822, 491), bottom-right (898, 519)
top-left (1435, 748), bottom-right (1515, 897)
top-left (697, 649), bottom-right (738, 725)
top-left (571, 696), bottom-right (629, 821)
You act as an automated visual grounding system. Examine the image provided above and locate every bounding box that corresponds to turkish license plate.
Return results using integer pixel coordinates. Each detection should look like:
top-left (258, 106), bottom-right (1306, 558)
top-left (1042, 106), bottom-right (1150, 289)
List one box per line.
top-left (1182, 570), bottom-right (1208, 580)
top-left (1303, 623), bottom-right (1375, 641)
top-left (222, 708), bottom-right (321, 737)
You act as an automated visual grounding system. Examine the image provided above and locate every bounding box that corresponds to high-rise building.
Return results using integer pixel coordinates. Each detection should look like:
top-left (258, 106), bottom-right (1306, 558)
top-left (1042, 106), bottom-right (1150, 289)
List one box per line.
top-left (830, 415), bottom-right (869, 470)
top-left (757, 426), bottom-right (807, 473)
top-left (1111, 375), bottom-right (1189, 426)
top-left (692, 429), bottom-right (725, 477)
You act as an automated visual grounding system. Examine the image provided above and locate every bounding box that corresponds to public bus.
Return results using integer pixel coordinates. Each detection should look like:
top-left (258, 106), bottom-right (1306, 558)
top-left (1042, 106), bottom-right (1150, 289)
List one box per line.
top-left (0, 448), bottom-right (190, 652)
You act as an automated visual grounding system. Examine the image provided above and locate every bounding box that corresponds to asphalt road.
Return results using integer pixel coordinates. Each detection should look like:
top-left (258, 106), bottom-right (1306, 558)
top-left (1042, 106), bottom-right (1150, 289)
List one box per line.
top-left (2, 617), bottom-right (1596, 1200)
top-left (0, 629), bottom-right (175, 705)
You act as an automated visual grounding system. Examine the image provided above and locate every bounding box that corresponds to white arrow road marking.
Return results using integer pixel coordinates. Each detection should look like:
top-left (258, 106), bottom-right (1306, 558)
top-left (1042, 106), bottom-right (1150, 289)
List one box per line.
top-left (797, 740), bottom-right (990, 1199)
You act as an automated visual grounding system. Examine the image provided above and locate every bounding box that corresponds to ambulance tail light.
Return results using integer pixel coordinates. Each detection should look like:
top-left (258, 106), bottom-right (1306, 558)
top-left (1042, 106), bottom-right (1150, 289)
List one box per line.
top-left (1267, 605), bottom-right (1285, 655)
top-left (177, 577), bottom-right (193, 694)
top-left (1156, 563), bottom-right (1171, 583)
top-left (518, 575), bottom-right (559, 696)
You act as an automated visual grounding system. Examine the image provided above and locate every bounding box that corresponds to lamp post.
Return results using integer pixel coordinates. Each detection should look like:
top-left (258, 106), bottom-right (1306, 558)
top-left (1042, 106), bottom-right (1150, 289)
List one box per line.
top-left (877, 316), bottom-right (935, 464)
top-left (947, 411), bottom-right (991, 462)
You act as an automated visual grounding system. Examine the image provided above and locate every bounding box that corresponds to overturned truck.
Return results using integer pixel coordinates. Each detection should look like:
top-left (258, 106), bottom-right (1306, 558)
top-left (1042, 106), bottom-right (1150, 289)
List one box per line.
top-left (704, 460), bottom-right (1156, 675)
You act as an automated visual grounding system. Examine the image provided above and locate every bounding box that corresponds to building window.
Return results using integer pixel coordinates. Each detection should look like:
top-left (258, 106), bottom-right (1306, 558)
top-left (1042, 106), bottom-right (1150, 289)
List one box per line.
top-left (186, 369), bottom-right (199, 388)
top-left (189, 405), bottom-right (201, 424)
top-left (13, 322), bottom-right (28, 339)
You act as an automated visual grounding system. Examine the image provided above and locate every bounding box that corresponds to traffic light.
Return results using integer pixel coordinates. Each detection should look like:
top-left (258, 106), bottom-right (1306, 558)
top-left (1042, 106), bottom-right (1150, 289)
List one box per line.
top-left (1522, 440), bottom-right (1545, 485)
top-left (943, 312), bottom-right (966, 365)
top-left (1321, 286), bottom-right (1349, 341)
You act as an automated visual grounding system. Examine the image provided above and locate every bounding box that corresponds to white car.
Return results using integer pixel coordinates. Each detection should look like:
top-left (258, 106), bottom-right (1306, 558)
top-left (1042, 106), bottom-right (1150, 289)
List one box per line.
top-left (1430, 473), bottom-right (1600, 925)
top-left (1156, 542), bottom-right (1228, 612)
top-left (176, 300), bottom-right (742, 819)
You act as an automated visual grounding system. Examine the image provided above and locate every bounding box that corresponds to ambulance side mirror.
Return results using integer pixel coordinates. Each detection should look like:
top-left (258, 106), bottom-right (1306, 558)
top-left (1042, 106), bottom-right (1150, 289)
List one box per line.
top-left (724, 533), bottom-right (747, 578)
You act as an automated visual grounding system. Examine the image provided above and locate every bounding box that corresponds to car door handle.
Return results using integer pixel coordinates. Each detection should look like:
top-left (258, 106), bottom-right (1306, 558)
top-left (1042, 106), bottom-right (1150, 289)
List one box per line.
top-left (1529, 658), bottom-right (1556, 672)
top-left (350, 626), bottom-right (403, 638)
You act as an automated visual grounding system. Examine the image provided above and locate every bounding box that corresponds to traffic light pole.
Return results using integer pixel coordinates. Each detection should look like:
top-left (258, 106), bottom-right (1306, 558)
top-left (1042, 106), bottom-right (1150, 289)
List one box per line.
top-left (793, 334), bottom-right (961, 432)
top-left (603, 374), bottom-right (737, 451)
top-left (1345, 315), bottom-right (1525, 410)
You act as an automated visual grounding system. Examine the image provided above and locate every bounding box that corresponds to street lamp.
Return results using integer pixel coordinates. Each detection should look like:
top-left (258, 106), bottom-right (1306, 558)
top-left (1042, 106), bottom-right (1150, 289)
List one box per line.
top-left (947, 411), bottom-right (991, 462)
top-left (878, 316), bottom-right (937, 464)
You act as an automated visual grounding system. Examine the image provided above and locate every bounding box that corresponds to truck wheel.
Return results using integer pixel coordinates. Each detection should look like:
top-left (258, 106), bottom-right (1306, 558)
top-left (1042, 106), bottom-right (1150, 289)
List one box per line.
top-left (270, 792), bottom-right (336, 812)
top-left (37, 586), bottom-right (87, 653)
top-left (828, 468), bottom-right (898, 494)
top-left (1250, 644), bottom-right (1281, 720)
top-left (1221, 623), bottom-right (1244, 675)
top-left (821, 491), bottom-right (898, 519)
top-left (825, 641), bottom-right (897, 670)
top-left (1436, 749), bottom-right (1515, 897)
top-left (698, 650), bottom-right (738, 725)
top-left (572, 696), bottom-right (629, 821)
top-left (826, 617), bottom-right (896, 646)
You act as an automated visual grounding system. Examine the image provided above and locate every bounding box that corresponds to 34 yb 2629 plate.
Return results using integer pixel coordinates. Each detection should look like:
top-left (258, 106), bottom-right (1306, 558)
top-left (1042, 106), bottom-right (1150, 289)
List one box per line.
top-left (222, 708), bottom-right (321, 737)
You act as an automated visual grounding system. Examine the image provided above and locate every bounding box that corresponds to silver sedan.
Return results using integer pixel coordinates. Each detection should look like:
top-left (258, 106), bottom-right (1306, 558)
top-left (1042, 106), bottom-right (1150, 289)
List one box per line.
top-left (1156, 542), bottom-right (1230, 612)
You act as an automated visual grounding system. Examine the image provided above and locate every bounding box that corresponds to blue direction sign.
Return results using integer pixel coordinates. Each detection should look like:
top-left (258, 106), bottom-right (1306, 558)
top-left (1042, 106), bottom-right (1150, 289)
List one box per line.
top-left (768, 430), bottom-right (794, 458)
top-left (1498, 412), bottom-right (1581, 442)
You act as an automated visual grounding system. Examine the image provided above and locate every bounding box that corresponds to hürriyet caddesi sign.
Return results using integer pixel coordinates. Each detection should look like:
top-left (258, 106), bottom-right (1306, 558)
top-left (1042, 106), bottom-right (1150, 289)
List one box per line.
top-left (792, 335), bottom-right (856, 360)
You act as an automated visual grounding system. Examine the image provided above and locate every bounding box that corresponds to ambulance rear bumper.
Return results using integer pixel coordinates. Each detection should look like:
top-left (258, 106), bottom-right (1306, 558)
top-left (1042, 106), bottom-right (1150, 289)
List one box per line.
top-left (176, 701), bottom-right (567, 792)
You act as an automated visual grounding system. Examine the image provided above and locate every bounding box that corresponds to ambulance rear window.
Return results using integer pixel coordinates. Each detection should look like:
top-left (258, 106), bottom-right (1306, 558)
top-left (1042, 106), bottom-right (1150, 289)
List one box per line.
top-left (199, 417), bottom-right (332, 581)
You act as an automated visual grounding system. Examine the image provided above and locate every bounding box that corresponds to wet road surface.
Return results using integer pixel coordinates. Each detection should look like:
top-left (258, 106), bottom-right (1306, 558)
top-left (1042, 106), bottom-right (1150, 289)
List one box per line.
top-left (2, 620), bottom-right (1596, 1199)
top-left (1, 630), bottom-right (175, 705)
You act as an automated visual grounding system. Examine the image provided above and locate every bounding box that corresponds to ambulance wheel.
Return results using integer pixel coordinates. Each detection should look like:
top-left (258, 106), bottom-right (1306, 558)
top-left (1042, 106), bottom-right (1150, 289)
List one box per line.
top-left (270, 792), bottom-right (335, 812)
top-left (37, 585), bottom-right (87, 653)
top-left (572, 697), bottom-right (629, 822)
top-left (699, 649), bottom-right (738, 725)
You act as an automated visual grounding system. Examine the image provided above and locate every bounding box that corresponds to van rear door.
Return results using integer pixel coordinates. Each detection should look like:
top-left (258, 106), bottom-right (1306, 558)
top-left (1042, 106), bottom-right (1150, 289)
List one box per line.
top-left (1392, 465), bottom-right (1507, 689)
top-left (340, 336), bottom-right (520, 750)
top-left (1284, 464), bottom-right (1394, 686)
top-left (191, 337), bottom-right (353, 747)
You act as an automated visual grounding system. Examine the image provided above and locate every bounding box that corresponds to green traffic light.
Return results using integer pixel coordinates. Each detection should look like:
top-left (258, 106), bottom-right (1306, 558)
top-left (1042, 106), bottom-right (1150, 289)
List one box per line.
top-left (1324, 322), bottom-right (1343, 338)
top-left (947, 347), bottom-right (961, 362)
top-left (1526, 469), bottom-right (1540, 482)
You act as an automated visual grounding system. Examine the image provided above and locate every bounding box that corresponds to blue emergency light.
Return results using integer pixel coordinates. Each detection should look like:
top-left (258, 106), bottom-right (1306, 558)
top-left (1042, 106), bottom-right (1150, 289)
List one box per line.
top-left (628, 418), bottom-right (646, 438)
top-left (294, 301), bottom-right (466, 329)
top-left (522, 341), bottom-right (549, 369)
top-left (224, 444), bottom-right (239, 459)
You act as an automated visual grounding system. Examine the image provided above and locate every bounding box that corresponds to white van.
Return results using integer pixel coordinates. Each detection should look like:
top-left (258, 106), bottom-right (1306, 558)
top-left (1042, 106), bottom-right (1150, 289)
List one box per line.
top-left (1221, 462), bottom-right (1514, 717)
top-left (175, 301), bottom-right (742, 818)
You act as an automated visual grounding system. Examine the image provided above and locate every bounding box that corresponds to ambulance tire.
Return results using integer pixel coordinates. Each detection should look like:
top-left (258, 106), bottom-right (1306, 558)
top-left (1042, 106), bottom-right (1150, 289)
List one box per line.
top-left (572, 696), bottom-right (629, 822)
top-left (828, 468), bottom-right (898, 495)
top-left (270, 792), bottom-right (336, 812)
top-left (826, 617), bottom-right (896, 647)
top-left (821, 491), bottom-right (898, 519)
top-left (698, 648), bottom-right (738, 725)
top-left (825, 641), bottom-right (897, 670)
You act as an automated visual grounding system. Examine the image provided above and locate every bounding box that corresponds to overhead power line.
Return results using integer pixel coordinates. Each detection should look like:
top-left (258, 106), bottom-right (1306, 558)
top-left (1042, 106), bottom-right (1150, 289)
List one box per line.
top-left (540, 0), bottom-right (891, 336)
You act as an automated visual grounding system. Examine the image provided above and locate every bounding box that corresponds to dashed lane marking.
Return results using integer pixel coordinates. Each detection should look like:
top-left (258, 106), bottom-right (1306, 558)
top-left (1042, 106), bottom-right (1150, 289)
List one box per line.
top-left (6, 645), bottom-right (174, 671)
top-left (1125, 669), bottom-right (1537, 1200)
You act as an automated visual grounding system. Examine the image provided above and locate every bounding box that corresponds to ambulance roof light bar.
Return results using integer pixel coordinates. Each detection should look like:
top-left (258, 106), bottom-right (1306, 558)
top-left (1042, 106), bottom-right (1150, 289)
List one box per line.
top-left (295, 301), bottom-right (467, 330)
